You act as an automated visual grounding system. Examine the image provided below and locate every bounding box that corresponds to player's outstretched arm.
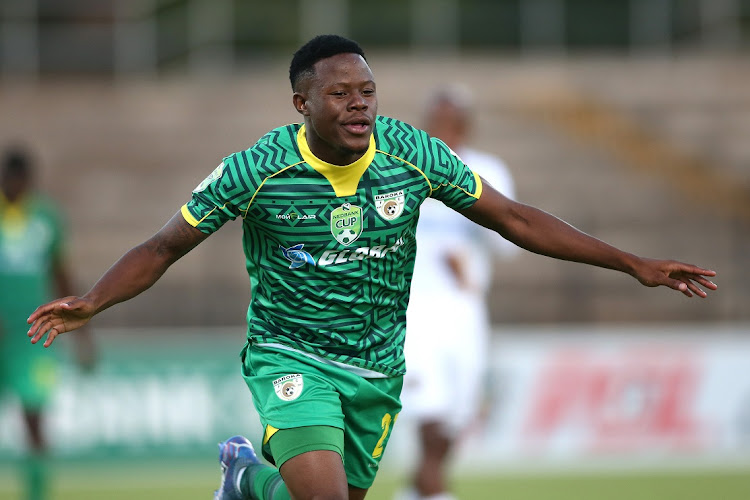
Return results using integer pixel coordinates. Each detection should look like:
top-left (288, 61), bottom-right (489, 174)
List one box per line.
top-left (27, 211), bottom-right (209, 347)
top-left (460, 179), bottom-right (717, 297)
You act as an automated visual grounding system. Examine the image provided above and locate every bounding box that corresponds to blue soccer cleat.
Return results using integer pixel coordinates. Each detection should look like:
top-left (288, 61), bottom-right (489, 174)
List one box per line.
top-left (214, 435), bottom-right (260, 500)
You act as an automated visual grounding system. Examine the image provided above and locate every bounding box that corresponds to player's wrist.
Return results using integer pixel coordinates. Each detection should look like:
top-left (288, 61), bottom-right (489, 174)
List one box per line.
top-left (621, 253), bottom-right (646, 279)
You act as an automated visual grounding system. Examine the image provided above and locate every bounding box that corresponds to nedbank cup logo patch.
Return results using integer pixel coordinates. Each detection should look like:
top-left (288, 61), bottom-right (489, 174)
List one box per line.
top-left (273, 374), bottom-right (304, 401)
top-left (193, 162), bottom-right (224, 193)
top-left (331, 203), bottom-right (362, 246)
top-left (375, 190), bottom-right (405, 221)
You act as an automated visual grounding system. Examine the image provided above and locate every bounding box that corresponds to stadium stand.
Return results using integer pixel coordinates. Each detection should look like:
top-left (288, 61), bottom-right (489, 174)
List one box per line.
top-left (1, 54), bottom-right (746, 326)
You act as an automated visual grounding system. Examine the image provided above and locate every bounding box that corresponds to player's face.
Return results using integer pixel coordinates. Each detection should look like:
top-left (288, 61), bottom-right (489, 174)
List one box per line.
top-left (0, 171), bottom-right (30, 203)
top-left (293, 53), bottom-right (377, 166)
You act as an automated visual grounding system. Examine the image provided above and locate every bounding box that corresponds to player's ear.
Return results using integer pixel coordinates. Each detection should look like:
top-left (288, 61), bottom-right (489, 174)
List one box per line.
top-left (293, 92), bottom-right (309, 116)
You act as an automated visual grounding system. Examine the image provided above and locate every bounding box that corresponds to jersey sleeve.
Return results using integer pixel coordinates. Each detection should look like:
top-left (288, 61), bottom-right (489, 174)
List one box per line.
top-left (180, 153), bottom-right (254, 234)
top-left (423, 136), bottom-right (482, 211)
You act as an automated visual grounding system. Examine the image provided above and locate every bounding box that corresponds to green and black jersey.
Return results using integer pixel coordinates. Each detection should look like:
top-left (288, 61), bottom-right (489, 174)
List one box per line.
top-left (182, 115), bottom-right (482, 377)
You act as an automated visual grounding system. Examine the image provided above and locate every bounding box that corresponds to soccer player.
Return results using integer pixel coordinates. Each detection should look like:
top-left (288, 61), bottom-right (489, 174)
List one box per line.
top-left (0, 145), bottom-right (94, 500)
top-left (26, 35), bottom-right (716, 500)
top-left (396, 85), bottom-right (520, 500)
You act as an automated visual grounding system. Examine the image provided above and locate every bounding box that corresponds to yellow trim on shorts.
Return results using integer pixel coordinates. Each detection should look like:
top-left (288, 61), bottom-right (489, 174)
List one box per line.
top-left (263, 424), bottom-right (279, 445)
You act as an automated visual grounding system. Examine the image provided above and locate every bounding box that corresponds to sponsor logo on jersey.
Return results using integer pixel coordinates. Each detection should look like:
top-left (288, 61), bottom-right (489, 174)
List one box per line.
top-left (279, 244), bottom-right (316, 269)
top-left (273, 374), bottom-right (303, 401)
top-left (278, 238), bottom-right (406, 269)
top-left (276, 212), bottom-right (317, 221)
top-left (374, 190), bottom-right (405, 221)
top-left (193, 162), bottom-right (224, 193)
top-left (330, 203), bottom-right (362, 246)
top-left (318, 237), bottom-right (405, 266)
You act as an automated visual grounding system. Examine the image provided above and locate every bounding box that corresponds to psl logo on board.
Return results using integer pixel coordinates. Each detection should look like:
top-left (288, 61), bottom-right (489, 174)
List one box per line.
top-left (330, 203), bottom-right (362, 246)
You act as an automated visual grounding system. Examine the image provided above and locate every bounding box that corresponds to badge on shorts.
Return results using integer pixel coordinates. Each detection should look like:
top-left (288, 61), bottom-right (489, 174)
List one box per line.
top-left (273, 374), bottom-right (304, 401)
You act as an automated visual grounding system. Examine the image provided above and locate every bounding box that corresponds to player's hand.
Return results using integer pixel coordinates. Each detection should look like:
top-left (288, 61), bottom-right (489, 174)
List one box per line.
top-left (27, 296), bottom-right (96, 348)
top-left (632, 258), bottom-right (717, 298)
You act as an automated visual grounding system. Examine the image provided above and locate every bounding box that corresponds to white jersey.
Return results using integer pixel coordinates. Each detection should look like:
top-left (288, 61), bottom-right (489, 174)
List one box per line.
top-left (409, 147), bottom-right (517, 299)
top-left (402, 147), bottom-right (518, 434)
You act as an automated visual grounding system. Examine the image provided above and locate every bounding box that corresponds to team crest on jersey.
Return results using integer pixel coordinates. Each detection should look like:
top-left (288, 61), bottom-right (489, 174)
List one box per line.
top-left (330, 203), bottom-right (362, 246)
top-left (273, 374), bottom-right (304, 401)
top-left (374, 190), bottom-right (405, 221)
top-left (193, 162), bottom-right (224, 193)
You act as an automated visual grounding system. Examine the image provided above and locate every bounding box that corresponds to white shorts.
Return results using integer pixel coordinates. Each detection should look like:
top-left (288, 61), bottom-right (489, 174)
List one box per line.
top-left (400, 291), bottom-right (490, 436)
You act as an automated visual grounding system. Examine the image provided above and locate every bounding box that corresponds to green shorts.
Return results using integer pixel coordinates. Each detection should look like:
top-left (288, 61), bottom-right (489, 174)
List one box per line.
top-left (240, 343), bottom-right (403, 489)
top-left (0, 314), bottom-right (58, 409)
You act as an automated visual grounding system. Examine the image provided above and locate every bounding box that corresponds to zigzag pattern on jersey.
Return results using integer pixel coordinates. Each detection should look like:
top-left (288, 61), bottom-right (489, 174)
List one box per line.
top-left (187, 117), bottom-right (479, 376)
top-left (375, 116), bottom-right (424, 168)
top-left (375, 116), bottom-right (479, 208)
top-left (248, 306), bottom-right (407, 377)
top-left (247, 127), bottom-right (303, 178)
top-left (246, 230), bottom-right (414, 377)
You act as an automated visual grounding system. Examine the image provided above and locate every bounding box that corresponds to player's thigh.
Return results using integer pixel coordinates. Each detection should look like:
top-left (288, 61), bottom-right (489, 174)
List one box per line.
top-left (242, 344), bottom-right (402, 489)
top-left (277, 450), bottom-right (368, 500)
top-left (279, 449), bottom-right (349, 500)
top-left (242, 346), bottom-right (348, 464)
top-left (348, 485), bottom-right (368, 500)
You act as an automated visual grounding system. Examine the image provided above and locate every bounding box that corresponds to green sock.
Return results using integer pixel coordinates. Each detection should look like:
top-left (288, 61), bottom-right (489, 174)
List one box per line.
top-left (240, 463), bottom-right (291, 500)
top-left (23, 454), bottom-right (49, 500)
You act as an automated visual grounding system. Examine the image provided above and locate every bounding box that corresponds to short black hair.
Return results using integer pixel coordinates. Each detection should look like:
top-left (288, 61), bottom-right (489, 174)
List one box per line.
top-left (289, 34), bottom-right (366, 91)
top-left (1, 145), bottom-right (33, 178)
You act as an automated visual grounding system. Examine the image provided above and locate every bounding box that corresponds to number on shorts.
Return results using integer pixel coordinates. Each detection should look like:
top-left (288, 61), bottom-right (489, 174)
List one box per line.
top-left (372, 412), bottom-right (399, 459)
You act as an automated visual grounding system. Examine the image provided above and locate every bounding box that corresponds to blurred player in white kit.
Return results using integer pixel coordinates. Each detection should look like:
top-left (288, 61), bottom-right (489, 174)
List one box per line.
top-left (397, 85), bottom-right (520, 500)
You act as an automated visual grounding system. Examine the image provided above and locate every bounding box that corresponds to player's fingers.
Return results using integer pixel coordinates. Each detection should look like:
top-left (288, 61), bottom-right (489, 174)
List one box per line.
top-left (679, 264), bottom-right (716, 278)
top-left (664, 277), bottom-right (690, 296)
top-left (684, 280), bottom-right (705, 298)
top-left (691, 275), bottom-right (718, 290)
top-left (43, 326), bottom-right (61, 348)
top-left (27, 303), bottom-right (56, 324)
top-left (28, 318), bottom-right (62, 344)
top-left (28, 320), bottom-right (50, 344)
top-left (27, 296), bottom-right (78, 324)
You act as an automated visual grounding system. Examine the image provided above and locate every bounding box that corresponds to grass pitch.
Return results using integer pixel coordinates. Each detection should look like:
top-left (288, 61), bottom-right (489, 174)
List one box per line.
top-left (1, 457), bottom-right (748, 500)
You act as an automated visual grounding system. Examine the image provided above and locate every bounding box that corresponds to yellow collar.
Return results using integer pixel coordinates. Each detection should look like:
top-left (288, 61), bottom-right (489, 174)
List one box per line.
top-left (297, 125), bottom-right (375, 197)
top-left (0, 193), bottom-right (28, 227)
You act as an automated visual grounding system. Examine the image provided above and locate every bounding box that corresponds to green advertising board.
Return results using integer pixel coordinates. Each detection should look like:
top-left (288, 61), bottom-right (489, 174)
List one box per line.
top-left (0, 328), bottom-right (263, 459)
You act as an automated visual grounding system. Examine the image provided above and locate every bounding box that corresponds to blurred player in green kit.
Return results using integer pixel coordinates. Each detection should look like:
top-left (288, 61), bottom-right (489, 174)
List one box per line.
top-left (0, 145), bottom-right (94, 500)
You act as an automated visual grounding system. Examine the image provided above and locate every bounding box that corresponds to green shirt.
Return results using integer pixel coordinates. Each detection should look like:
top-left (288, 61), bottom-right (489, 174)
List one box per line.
top-left (0, 194), bottom-right (64, 315)
top-left (182, 116), bottom-right (482, 377)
